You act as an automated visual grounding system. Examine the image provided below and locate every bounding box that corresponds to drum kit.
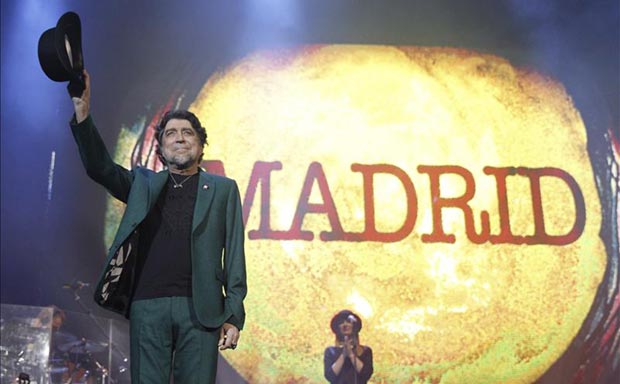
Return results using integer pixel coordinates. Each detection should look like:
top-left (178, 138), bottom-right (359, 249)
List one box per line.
top-left (48, 331), bottom-right (108, 384)
top-left (0, 315), bottom-right (126, 384)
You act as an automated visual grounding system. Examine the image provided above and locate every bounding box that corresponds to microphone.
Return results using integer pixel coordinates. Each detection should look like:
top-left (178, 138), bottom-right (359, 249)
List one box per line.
top-left (346, 315), bottom-right (359, 349)
top-left (62, 281), bottom-right (89, 290)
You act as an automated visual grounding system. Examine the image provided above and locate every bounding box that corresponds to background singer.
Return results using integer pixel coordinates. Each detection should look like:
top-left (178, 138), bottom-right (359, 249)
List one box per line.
top-left (324, 309), bottom-right (373, 384)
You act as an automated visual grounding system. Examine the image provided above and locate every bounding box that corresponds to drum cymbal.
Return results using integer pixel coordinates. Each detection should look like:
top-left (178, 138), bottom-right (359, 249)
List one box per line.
top-left (52, 331), bottom-right (77, 346)
top-left (58, 339), bottom-right (107, 354)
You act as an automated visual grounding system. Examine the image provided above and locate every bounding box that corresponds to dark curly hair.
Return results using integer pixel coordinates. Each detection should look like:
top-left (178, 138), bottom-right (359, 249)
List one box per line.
top-left (155, 109), bottom-right (208, 165)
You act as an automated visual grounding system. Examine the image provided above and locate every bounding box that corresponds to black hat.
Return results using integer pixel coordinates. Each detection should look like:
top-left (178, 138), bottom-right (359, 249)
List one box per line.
top-left (37, 12), bottom-right (85, 97)
top-left (330, 309), bottom-right (362, 335)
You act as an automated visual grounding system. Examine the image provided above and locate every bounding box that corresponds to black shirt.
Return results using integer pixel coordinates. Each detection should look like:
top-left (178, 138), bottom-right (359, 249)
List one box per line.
top-left (132, 172), bottom-right (198, 301)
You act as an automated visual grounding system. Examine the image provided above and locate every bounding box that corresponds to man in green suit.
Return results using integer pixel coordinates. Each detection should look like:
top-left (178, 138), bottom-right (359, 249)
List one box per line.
top-left (70, 70), bottom-right (247, 383)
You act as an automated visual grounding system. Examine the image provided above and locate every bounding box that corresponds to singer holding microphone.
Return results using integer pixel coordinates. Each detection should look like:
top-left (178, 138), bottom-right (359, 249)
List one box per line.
top-left (324, 310), bottom-right (374, 384)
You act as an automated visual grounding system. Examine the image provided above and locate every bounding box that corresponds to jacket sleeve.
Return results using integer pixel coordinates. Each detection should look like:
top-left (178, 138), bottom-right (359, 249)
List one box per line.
top-left (358, 347), bottom-right (374, 382)
top-left (223, 180), bottom-right (247, 330)
top-left (324, 347), bottom-right (339, 383)
top-left (70, 114), bottom-right (134, 203)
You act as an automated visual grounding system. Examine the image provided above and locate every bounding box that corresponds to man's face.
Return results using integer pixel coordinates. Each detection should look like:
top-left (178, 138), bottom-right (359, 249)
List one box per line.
top-left (160, 118), bottom-right (202, 171)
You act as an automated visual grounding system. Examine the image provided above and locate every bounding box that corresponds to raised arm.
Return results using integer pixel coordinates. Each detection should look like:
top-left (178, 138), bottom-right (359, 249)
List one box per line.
top-left (69, 70), bottom-right (134, 202)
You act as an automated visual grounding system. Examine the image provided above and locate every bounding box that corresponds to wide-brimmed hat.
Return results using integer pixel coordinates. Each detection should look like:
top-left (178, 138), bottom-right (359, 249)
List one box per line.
top-left (37, 11), bottom-right (85, 97)
top-left (330, 309), bottom-right (362, 334)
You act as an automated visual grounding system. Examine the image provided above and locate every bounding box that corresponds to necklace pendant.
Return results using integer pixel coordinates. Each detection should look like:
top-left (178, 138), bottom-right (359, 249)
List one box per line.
top-left (169, 173), bottom-right (194, 189)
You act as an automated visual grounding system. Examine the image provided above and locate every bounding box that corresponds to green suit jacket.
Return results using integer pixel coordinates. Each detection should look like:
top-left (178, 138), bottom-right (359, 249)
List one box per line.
top-left (71, 115), bottom-right (247, 330)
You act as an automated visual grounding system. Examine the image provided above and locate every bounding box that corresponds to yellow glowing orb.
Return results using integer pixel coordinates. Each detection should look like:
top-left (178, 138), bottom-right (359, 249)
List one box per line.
top-left (111, 45), bottom-right (607, 383)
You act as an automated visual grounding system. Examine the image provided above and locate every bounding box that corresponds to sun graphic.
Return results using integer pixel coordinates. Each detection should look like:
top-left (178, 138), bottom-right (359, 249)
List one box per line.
top-left (108, 45), bottom-right (606, 383)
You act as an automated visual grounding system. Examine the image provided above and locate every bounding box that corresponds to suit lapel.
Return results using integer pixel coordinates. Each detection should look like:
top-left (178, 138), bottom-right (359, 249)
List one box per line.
top-left (111, 170), bottom-right (167, 247)
top-left (192, 171), bottom-right (216, 232)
